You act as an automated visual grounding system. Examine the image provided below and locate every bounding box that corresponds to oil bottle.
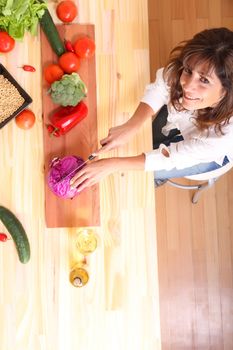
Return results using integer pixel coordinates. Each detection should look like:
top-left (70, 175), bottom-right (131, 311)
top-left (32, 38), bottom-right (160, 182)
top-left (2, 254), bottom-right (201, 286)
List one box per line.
top-left (69, 261), bottom-right (89, 288)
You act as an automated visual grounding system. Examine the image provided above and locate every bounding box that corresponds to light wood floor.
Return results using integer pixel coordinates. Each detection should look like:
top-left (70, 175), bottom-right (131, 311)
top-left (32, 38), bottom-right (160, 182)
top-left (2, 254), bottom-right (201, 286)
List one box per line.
top-left (148, 1), bottom-right (233, 349)
top-left (155, 175), bottom-right (233, 350)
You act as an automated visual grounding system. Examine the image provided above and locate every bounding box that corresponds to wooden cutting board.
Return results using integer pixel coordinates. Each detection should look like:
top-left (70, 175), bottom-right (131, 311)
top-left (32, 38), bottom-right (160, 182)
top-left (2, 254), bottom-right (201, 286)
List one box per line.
top-left (40, 24), bottom-right (100, 228)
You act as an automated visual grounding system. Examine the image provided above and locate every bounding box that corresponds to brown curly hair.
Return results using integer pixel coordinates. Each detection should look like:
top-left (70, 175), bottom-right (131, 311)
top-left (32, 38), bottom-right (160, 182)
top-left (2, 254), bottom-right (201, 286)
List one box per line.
top-left (164, 27), bottom-right (233, 134)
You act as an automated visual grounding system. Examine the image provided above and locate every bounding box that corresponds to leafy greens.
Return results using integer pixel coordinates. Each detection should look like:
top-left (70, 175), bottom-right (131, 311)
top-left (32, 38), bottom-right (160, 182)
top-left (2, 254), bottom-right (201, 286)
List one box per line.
top-left (0, 0), bottom-right (47, 40)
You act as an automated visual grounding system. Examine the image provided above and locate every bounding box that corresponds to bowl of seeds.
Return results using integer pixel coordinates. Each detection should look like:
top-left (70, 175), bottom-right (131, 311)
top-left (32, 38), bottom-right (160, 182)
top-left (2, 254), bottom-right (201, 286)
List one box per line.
top-left (0, 63), bottom-right (32, 129)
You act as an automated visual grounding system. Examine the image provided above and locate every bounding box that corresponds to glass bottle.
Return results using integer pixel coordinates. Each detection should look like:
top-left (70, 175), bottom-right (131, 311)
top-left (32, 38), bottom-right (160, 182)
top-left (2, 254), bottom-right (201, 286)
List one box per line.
top-left (75, 228), bottom-right (98, 255)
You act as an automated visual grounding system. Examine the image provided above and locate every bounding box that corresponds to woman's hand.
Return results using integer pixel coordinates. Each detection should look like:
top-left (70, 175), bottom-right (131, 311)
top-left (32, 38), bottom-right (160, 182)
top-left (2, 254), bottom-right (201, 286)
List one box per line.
top-left (96, 122), bottom-right (135, 155)
top-left (70, 154), bottom-right (146, 192)
top-left (95, 102), bottom-right (154, 156)
top-left (70, 158), bottom-right (116, 192)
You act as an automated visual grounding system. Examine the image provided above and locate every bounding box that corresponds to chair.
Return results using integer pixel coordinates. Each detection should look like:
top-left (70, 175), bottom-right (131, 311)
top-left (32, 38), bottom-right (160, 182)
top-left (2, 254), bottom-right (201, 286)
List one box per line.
top-left (167, 162), bottom-right (233, 204)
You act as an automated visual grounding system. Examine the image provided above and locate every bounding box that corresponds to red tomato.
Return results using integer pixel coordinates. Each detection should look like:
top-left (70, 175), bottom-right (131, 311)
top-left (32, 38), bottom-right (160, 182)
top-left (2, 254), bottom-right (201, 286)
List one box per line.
top-left (0, 31), bottom-right (15, 53)
top-left (73, 37), bottom-right (95, 59)
top-left (56, 1), bottom-right (78, 23)
top-left (15, 109), bottom-right (35, 130)
top-left (44, 64), bottom-right (64, 84)
top-left (58, 52), bottom-right (80, 73)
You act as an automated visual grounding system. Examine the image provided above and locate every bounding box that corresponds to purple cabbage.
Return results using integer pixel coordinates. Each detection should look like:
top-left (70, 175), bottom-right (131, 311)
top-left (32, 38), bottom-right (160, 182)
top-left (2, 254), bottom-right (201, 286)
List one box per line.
top-left (47, 155), bottom-right (85, 199)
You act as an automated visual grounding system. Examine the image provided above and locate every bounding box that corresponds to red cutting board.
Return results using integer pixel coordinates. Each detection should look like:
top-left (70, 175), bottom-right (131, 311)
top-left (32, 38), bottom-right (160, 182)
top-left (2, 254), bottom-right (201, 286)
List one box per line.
top-left (40, 24), bottom-right (100, 228)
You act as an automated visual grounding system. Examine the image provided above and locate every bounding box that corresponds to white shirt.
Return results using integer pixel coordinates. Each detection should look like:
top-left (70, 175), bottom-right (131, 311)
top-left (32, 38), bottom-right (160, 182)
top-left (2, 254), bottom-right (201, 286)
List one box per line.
top-left (141, 68), bottom-right (233, 171)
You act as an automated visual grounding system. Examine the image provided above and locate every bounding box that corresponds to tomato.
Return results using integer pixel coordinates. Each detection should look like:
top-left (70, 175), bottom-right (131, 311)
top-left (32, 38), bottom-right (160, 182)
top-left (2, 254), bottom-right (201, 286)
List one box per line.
top-left (73, 37), bottom-right (95, 59)
top-left (15, 109), bottom-right (35, 130)
top-left (0, 31), bottom-right (15, 53)
top-left (58, 52), bottom-right (80, 73)
top-left (56, 1), bottom-right (78, 23)
top-left (44, 64), bottom-right (64, 84)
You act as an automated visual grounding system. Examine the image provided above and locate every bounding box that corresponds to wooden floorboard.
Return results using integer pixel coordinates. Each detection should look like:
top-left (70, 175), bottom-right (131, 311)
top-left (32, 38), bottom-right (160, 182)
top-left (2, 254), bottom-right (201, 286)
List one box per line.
top-left (155, 173), bottom-right (233, 349)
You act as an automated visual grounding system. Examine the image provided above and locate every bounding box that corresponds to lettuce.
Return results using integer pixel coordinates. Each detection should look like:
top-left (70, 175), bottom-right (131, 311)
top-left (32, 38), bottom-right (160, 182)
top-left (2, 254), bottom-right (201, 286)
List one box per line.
top-left (0, 0), bottom-right (47, 40)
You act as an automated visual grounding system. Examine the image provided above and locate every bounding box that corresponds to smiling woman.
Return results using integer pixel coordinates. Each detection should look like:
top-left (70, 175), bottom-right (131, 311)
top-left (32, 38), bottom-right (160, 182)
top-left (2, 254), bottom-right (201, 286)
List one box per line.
top-left (179, 62), bottom-right (225, 110)
top-left (70, 27), bottom-right (233, 191)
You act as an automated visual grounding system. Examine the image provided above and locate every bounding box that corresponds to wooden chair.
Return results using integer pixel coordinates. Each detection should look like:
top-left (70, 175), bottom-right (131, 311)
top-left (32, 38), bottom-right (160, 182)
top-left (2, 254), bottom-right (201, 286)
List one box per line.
top-left (167, 162), bottom-right (233, 204)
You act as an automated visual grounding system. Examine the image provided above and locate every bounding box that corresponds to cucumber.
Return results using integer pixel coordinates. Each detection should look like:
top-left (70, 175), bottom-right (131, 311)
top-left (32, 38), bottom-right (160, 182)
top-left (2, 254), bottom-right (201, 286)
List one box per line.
top-left (39, 6), bottom-right (65, 56)
top-left (0, 206), bottom-right (30, 264)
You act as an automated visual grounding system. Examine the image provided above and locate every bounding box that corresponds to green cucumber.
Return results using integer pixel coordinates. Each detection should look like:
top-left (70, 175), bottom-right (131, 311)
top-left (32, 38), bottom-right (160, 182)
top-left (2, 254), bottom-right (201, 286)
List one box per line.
top-left (39, 6), bottom-right (65, 56)
top-left (0, 206), bottom-right (30, 264)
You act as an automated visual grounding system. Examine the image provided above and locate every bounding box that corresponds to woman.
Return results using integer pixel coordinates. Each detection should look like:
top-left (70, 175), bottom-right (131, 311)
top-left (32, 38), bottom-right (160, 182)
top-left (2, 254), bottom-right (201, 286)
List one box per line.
top-left (70, 27), bottom-right (233, 191)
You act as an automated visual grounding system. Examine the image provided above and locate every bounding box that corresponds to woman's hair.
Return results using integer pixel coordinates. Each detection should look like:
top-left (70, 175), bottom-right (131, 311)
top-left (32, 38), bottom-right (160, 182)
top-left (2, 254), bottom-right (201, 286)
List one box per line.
top-left (164, 27), bottom-right (233, 133)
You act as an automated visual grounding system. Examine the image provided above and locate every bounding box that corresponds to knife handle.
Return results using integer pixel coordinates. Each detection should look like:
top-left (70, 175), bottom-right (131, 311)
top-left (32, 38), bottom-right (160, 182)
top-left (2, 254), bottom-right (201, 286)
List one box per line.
top-left (88, 143), bottom-right (107, 160)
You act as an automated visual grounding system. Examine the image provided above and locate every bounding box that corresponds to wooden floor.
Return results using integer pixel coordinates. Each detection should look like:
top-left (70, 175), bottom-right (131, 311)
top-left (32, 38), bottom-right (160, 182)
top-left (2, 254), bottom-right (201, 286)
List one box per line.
top-left (148, 1), bottom-right (233, 349)
top-left (155, 175), bottom-right (233, 350)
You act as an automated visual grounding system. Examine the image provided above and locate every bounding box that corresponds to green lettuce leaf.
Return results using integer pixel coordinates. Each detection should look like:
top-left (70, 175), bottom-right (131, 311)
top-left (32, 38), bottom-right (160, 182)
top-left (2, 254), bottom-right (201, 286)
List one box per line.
top-left (0, 0), bottom-right (47, 40)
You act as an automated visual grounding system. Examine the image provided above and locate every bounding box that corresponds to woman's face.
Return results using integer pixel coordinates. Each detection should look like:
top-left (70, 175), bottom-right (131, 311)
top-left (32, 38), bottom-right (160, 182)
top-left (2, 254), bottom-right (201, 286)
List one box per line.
top-left (179, 61), bottom-right (225, 110)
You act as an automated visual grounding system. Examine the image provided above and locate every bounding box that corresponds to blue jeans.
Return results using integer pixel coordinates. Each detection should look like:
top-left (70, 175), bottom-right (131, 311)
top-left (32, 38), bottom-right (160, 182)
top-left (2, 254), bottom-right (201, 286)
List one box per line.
top-left (152, 105), bottom-right (229, 180)
top-left (154, 155), bottom-right (229, 180)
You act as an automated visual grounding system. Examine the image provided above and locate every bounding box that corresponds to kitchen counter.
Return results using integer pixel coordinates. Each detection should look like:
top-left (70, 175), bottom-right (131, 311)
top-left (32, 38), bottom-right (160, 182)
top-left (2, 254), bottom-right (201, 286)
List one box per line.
top-left (0, 1), bottom-right (161, 349)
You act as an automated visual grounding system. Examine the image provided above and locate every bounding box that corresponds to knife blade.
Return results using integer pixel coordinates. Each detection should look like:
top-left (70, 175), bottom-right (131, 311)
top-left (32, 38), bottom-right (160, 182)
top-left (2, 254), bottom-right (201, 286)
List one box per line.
top-left (56, 153), bottom-right (96, 185)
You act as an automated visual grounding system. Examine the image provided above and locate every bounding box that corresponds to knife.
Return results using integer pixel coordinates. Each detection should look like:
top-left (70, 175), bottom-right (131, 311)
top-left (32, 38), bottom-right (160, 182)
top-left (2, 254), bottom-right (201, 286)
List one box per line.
top-left (56, 153), bottom-right (97, 185)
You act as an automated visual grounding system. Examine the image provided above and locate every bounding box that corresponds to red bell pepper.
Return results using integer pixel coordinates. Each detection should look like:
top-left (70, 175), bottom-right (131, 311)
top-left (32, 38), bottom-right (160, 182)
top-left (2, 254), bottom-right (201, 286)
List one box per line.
top-left (47, 101), bottom-right (88, 137)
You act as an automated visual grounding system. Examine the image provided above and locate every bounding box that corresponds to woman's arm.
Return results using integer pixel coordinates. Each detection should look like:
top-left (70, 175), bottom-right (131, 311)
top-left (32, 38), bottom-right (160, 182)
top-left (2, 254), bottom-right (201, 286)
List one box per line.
top-left (96, 68), bottom-right (169, 155)
top-left (70, 154), bottom-right (146, 192)
top-left (144, 130), bottom-right (233, 172)
top-left (96, 102), bottom-right (154, 155)
top-left (125, 102), bottom-right (155, 130)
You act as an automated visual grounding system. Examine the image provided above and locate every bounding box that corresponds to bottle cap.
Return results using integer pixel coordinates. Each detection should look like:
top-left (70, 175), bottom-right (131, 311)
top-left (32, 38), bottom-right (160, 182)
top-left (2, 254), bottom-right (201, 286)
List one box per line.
top-left (73, 277), bottom-right (83, 287)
